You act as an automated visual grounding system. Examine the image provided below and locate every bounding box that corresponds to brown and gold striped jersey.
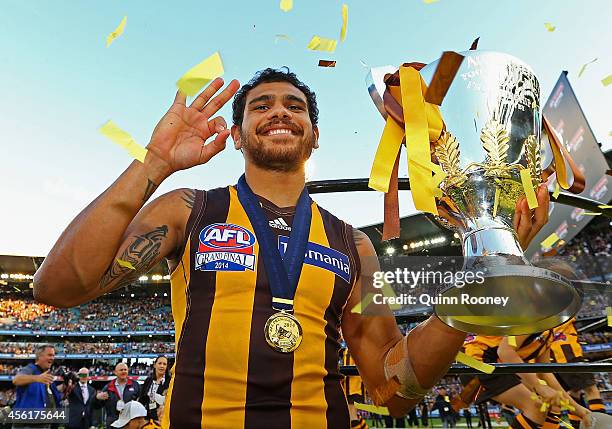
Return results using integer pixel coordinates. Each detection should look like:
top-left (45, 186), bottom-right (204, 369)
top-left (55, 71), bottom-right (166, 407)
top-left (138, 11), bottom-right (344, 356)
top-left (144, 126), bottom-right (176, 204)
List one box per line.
top-left (162, 186), bottom-right (361, 429)
top-left (550, 318), bottom-right (582, 363)
top-left (464, 331), bottom-right (554, 363)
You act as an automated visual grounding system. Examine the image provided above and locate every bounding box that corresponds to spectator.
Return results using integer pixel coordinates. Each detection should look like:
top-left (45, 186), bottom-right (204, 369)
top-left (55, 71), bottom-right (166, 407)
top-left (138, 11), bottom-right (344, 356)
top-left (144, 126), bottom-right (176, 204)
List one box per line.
top-left (95, 363), bottom-right (141, 429)
top-left (463, 407), bottom-right (473, 428)
top-left (434, 387), bottom-right (454, 428)
top-left (109, 401), bottom-right (147, 429)
top-left (419, 400), bottom-right (429, 427)
top-left (11, 344), bottom-right (62, 429)
top-left (137, 356), bottom-right (170, 421)
top-left (65, 368), bottom-right (95, 429)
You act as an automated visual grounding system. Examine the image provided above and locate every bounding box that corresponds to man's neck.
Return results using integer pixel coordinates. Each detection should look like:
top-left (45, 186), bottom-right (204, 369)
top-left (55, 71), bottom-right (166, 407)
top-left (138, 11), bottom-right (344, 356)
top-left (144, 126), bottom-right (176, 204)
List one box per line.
top-left (244, 164), bottom-right (306, 208)
top-left (116, 379), bottom-right (127, 385)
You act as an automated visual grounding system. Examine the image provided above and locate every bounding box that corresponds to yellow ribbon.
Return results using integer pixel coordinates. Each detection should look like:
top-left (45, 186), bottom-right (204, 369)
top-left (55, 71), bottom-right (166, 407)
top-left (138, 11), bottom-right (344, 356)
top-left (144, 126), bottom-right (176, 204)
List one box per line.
top-left (354, 402), bottom-right (390, 415)
top-left (369, 117), bottom-right (404, 193)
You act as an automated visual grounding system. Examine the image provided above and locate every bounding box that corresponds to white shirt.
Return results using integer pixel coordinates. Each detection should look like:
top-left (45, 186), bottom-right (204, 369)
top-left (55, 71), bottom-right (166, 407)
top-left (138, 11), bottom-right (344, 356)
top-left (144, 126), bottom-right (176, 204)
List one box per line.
top-left (79, 382), bottom-right (89, 403)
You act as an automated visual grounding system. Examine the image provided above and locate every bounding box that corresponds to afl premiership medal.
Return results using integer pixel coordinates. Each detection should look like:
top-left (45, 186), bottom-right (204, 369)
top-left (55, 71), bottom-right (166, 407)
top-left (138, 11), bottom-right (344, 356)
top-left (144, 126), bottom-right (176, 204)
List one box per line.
top-left (265, 308), bottom-right (303, 353)
top-left (368, 51), bottom-right (584, 335)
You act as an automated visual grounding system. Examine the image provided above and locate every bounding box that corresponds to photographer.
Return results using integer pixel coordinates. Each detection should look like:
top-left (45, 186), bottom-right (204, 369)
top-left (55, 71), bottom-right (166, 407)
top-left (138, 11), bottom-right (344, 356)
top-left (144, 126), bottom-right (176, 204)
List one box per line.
top-left (63, 368), bottom-right (95, 429)
top-left (137, 357), bottom-right (169, 421)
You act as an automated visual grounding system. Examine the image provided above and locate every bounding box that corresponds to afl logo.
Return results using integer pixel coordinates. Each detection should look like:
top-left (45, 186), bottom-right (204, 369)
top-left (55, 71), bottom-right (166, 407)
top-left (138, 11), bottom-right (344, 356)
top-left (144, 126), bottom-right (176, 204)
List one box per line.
top-left (195, 223), bottom-right (257, 272)
top-left (199, 223), bottom-right (256, 249)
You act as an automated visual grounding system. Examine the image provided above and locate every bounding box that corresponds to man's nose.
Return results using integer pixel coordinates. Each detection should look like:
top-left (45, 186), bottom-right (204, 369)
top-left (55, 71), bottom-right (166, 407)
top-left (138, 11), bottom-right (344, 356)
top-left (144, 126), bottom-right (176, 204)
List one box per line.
top-left (266, 103), bottom-right (292, 120)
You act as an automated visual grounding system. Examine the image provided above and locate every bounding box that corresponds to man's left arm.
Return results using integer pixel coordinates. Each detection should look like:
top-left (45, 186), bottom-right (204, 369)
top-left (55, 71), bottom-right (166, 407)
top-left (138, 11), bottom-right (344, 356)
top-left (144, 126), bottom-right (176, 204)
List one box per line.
top-left (341, 229), bottom-right (466, 417)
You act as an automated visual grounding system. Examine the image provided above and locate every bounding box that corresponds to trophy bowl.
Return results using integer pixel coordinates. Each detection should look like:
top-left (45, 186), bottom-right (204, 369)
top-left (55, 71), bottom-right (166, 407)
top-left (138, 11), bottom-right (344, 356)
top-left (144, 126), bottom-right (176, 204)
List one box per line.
top-left (369, 51), bottom-right (582, 335)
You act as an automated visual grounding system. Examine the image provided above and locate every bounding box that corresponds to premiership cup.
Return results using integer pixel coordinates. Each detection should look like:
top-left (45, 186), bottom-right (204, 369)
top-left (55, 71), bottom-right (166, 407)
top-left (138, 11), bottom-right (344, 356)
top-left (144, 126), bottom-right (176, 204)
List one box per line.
top-left (368, 51), bottom-right (582, 335)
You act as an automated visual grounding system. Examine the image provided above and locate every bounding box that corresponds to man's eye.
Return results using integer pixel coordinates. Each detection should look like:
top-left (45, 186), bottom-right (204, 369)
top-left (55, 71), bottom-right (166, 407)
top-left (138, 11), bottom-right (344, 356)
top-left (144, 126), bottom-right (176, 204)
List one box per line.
top-left (289, 105), bottom-right (303, 110)
top-left (254, 105), bottom-right (268, 110)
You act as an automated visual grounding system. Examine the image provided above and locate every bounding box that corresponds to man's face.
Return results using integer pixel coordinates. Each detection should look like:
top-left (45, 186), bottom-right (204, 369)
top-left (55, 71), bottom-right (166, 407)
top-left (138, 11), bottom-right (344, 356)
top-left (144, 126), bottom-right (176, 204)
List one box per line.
top-left (232, 81), bottom-right (319, 173)
top-left (78, 373), bottom-right (89, 383)
top-left (115, 364), bottom-right (128, 381)
top-left (126, 417), bottom-right (146, 429)
top-left (36, 347), bottom-right (55, 370)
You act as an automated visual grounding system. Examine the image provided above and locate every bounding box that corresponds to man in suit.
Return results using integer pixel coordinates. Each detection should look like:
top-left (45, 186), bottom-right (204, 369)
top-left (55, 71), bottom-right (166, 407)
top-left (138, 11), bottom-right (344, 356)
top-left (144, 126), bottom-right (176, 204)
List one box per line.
top-left (66, 368), bottom-right (96, 429)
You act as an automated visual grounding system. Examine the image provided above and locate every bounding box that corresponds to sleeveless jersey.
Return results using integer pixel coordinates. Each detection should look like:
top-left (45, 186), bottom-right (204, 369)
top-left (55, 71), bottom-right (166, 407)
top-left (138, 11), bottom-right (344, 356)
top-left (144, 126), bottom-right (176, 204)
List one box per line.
top-left (341, 348), bottom-right (363, 398)
top-left (550, 318), bottom-right (583, 363)
top-left (162, 186), bottom-right (361, 429)
top-left (464, 331), bottom-right (554, 363)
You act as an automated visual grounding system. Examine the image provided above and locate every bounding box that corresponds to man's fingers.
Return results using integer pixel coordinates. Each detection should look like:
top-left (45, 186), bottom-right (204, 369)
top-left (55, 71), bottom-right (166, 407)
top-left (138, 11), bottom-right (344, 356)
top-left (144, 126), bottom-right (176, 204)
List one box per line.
top-left (200, 79), bottom-right (240, 118)
top-left (199, 130), bottom-right (230, 164)
top-left (189, 77), bottom-right (224, 111)
top-left (207, 116), bottom-right (227, 135)
top-left (173, 90), bottom-right (187, 107)
top-left (516, 199), bottom-right (532, 246)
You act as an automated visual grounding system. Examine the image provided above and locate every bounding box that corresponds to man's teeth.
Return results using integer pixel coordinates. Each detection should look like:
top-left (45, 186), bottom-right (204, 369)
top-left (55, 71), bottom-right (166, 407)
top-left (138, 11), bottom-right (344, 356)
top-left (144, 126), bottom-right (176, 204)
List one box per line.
top-left (267, 129), bottom-right (292, 135)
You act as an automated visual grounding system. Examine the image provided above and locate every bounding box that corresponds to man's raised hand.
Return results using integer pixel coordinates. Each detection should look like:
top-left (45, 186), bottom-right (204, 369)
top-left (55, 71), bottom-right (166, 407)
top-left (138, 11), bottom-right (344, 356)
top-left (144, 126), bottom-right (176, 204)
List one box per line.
top-left (146, 78), bottom-right (240, 178)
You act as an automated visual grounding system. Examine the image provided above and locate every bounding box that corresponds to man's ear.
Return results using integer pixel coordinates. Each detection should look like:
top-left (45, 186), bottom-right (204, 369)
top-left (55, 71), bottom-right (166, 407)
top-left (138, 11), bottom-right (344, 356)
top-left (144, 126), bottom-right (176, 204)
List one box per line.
top-left (313, 126), bottom-right (320, 149)
top-left (231, 125), bottom-right (242, 150)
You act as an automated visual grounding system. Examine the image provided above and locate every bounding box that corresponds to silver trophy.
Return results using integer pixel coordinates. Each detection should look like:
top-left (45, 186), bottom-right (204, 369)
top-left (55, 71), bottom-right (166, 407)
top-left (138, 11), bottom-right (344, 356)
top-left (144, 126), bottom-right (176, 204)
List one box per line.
top-left (368, 51), bottom-right (582, 335)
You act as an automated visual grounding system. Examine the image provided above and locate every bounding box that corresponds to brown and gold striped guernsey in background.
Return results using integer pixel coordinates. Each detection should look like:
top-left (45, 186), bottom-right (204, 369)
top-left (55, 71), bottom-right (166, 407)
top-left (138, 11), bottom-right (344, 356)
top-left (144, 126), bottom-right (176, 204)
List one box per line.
top-left (550, 318), bottom-right (582, 363)
top-left (162, 186), bottom-right (361, 429)
top-left (464, 331), bottom-right (554, 363)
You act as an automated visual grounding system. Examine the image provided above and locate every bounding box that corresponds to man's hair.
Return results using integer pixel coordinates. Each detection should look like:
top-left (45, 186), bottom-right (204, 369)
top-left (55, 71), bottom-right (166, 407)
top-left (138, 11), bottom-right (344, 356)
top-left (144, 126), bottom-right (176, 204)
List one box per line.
top-left (35, 344), bottom-right (54, 359)
top-left (232, 67), bottom-right (319, 127)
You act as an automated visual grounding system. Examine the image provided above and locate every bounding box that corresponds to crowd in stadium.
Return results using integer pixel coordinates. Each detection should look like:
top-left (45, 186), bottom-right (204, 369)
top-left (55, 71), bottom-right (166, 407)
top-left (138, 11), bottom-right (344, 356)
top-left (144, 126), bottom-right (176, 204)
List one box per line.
top-left (0, 342), bottom-right (175, 355)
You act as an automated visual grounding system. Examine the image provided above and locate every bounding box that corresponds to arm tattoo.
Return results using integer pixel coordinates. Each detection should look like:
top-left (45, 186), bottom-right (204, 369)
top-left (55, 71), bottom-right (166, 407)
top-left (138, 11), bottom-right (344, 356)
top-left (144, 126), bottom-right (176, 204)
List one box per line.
top-left (99, 225), bottom-right (169, 290)
top-left (181, 189), bottom-right (196, 209)
top-left (143, 179), bottom-right (158, 202)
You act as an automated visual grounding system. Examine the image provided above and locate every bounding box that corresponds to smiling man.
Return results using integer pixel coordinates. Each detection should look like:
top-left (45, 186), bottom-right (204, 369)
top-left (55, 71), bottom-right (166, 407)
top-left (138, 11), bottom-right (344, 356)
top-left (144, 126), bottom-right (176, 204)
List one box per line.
top-left (33, 68), bottom-right (548, 428)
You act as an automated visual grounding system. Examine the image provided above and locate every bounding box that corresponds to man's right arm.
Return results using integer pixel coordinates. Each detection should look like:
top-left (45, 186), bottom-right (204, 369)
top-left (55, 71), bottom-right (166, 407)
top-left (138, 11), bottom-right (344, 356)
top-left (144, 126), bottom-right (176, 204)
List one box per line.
top-left (12, 374), bottom-right (41, 387)
top-left (33, 78), bottom-right (239, 307)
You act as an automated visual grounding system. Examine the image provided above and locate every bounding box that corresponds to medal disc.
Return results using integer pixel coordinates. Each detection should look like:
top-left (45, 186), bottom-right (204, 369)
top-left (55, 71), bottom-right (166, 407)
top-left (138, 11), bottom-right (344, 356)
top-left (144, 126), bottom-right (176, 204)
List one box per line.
top-left (264, 311), bottom-right (303, 353)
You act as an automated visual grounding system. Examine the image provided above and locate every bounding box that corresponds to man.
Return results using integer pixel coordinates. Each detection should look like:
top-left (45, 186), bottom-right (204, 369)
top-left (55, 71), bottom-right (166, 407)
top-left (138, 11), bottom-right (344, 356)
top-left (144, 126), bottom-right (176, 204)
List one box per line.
top-left (463, 407), bottom-right (473, 429)
top-left (65, 368), bottom-right (95, 429)
top-left (33, 68), bottom-right (548, 428)
top-left (434, 387), bottom-right (454, 428)
top-left (110, 401), bottom-right (157, 429)
top-left (12, 345), bottom-right (62, 429)
top-left (550, 318), bottom-right (609, 428)
top-left (95, 363), bottom-right (141, 429)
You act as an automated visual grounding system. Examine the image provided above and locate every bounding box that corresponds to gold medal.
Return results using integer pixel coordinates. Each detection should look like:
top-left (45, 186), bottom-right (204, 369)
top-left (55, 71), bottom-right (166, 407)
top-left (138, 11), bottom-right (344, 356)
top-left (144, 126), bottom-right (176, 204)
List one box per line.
top-left (264, 311), bottom-right (303, 353)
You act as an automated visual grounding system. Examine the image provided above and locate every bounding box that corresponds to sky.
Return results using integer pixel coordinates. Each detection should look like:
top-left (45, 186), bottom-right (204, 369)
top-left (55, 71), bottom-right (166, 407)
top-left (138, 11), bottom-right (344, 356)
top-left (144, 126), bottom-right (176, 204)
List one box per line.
top-left (1, 0), bottom-right (610, 257)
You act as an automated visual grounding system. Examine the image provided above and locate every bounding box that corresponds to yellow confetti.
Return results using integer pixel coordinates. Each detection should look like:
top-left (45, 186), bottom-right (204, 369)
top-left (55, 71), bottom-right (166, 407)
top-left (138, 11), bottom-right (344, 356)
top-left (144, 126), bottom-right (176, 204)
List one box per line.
top-left (520, 169), bottom-right (539, 209)
top-left (279, 0), bottom-right (292, 12)
top-left (540, 402), bottom-right (550, 413)
top-left (538, 379), bottom-right (548, 386)
top-left (493, 186), bottom-right (500, 217)
top-left (307, 36), bottom-right (337, 53)
top-left (455, 352), bottom-right (495, 374)
top-left (544, 22), bottom-right (556, 32)
top-left (508, 336), bottom-right (517, 347)
top-left (607, 307), bottom-right (612, 327)
top-left (598, 205), bottom-right (612, 209)
top-left (99, 120), bottom-right (148, 163)
top-left (351, 292), bottom-right (374, 314)
top-left (602, 75), bottom-right (612, 86)
top-left (274, 34), bottom-right (291, 44)
top-left (176, 52), bottom-right (224, 97)
top-left (530, 393), bottom-right (538, 401)
top-left (106, 16), bottom-right (127, 48)
top-left (354, 403), bottom-right (390, 415)
top-left (552, 182), bottom-right (560, 199)
top-left (423, 0), bottom-right (440, 3)
top-left (582, 212), bottom-right (602, 216)
top-left (116, 259), bottom-right (136, 270)
top-left (540, 232), bottom-right (560, 250)
top-left (340, 4), bottom-right (348, 42)
top-left (577, 58), bottom-right (598, 78)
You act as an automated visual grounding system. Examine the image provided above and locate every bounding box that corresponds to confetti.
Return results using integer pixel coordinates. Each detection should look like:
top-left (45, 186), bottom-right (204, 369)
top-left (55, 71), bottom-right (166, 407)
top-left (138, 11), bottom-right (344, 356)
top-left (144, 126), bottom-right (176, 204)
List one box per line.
top-left (423, 0), bottom-right (440, 3)
top-left (176, 52), bottom-right (224, 97)
top-left (544, 22), bottom-right (556, 32)
top-left (354, 403), bottom-right (390, 415)
top-left (279, 0), bottom-right (292, 12)
top-left (106, 16), bottom-right (127, 47)
top-left (318, 60), bottom-right (336, 67)
top-left (540, 232), bottom-right (560, 250)
top-left (508, 336), bottom-right (517, 347)
top-left (598, 205), bottom-right (612, 209)
top-left (552, 182), bottom-right (560, 199)
top-left (455, 352), bottom-right (495, 374)
top-left (492, 186), bottom-right (500, 217)
top-left (307, 36), bottom-right (337, 53)
top-left (577, 58), bottom-right (598, 78)
top-left (540, 402), bottom-right (550, 413)
top-left (116, 259), bottom-right (136, 270)
top-left (520, 169), bottom-right (539, 209)
top-left (530, 393), bottom-right (538, 401)
top-left (274, 34), bottom-right (291, 44)
top-left (602, 75), bottom-right (612, 86)
top-left (340, 4), bottom-right (348, 42)
top-left (538, 379), bottom-right (548, 386)
top-left (607, 307), bottom-right (611, 327)
top-left (582, 212), bottom-right (602, 216)
top-left (99, 120), bottom-right (147, 163)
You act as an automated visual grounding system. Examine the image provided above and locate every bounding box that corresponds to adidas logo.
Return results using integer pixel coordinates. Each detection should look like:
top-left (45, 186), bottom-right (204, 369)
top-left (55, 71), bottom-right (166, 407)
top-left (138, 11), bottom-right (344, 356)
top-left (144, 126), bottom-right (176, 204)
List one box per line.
top-left (269, 217), bottom-right (291, 231)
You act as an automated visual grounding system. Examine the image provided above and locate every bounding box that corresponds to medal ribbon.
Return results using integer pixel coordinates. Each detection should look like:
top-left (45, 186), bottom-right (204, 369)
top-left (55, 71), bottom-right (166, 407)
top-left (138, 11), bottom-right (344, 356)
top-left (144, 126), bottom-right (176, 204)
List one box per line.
top-left (236, 174), bottom-right (311, 311)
